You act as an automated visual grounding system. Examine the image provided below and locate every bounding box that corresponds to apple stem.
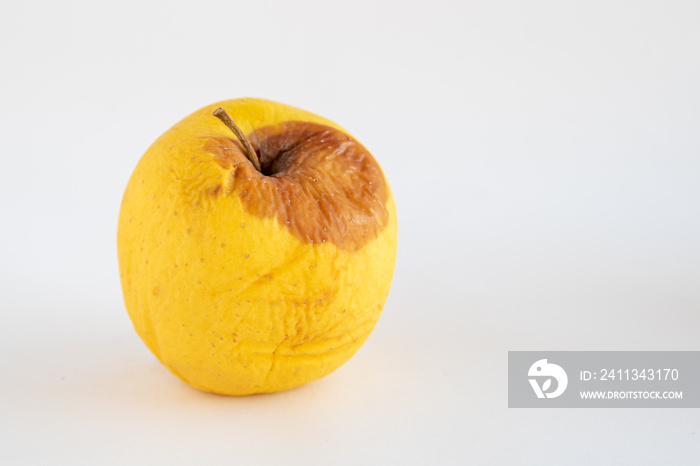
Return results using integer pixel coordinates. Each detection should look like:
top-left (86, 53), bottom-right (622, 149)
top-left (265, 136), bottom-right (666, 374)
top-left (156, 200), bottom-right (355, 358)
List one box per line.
top-left (212, 108), bottom-right (262, 173)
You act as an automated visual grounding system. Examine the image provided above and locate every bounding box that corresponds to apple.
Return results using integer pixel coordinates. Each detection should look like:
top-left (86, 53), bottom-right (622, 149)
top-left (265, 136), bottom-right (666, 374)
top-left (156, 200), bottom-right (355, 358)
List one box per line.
top-left (117, 98), bottom-right (398, 395)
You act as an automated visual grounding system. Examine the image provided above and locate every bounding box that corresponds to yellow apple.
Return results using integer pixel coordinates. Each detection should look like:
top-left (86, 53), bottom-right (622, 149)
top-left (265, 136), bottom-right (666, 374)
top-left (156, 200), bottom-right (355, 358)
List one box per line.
top-left (117, 98), bottom-right (398, 395)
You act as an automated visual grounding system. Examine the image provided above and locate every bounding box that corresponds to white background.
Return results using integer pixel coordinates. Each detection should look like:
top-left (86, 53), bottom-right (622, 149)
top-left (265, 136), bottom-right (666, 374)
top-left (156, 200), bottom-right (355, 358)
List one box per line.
top-left (1, 0), bottom-right (699, 464)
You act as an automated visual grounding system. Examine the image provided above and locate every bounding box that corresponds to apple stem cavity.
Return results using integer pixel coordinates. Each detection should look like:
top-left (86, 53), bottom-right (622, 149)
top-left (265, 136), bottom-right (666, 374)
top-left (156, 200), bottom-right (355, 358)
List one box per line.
top-left (212, 108), bottom-right (262, 173)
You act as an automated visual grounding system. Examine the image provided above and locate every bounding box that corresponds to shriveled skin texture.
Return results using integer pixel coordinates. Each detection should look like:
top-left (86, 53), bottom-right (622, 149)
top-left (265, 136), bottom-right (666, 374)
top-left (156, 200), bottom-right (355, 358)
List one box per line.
top-left (117, 98), bottom-right (398, 395)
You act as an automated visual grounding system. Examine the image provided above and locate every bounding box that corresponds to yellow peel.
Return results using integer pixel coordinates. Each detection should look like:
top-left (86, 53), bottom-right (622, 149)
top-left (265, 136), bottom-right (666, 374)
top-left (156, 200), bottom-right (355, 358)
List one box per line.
top-left (117, 98), bottom-right (398, 395)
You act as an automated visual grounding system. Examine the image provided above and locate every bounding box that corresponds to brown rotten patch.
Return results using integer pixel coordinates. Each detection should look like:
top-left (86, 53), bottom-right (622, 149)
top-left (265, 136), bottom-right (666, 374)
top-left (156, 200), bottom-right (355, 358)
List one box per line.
top-left (203, 121), bottom-right (389, 250)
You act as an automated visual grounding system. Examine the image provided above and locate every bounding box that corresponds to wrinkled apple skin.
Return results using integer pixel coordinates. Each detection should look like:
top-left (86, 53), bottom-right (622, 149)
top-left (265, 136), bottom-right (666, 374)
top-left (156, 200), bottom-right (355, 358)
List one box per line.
top-left (117, 98), bottom-right (398, 395)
